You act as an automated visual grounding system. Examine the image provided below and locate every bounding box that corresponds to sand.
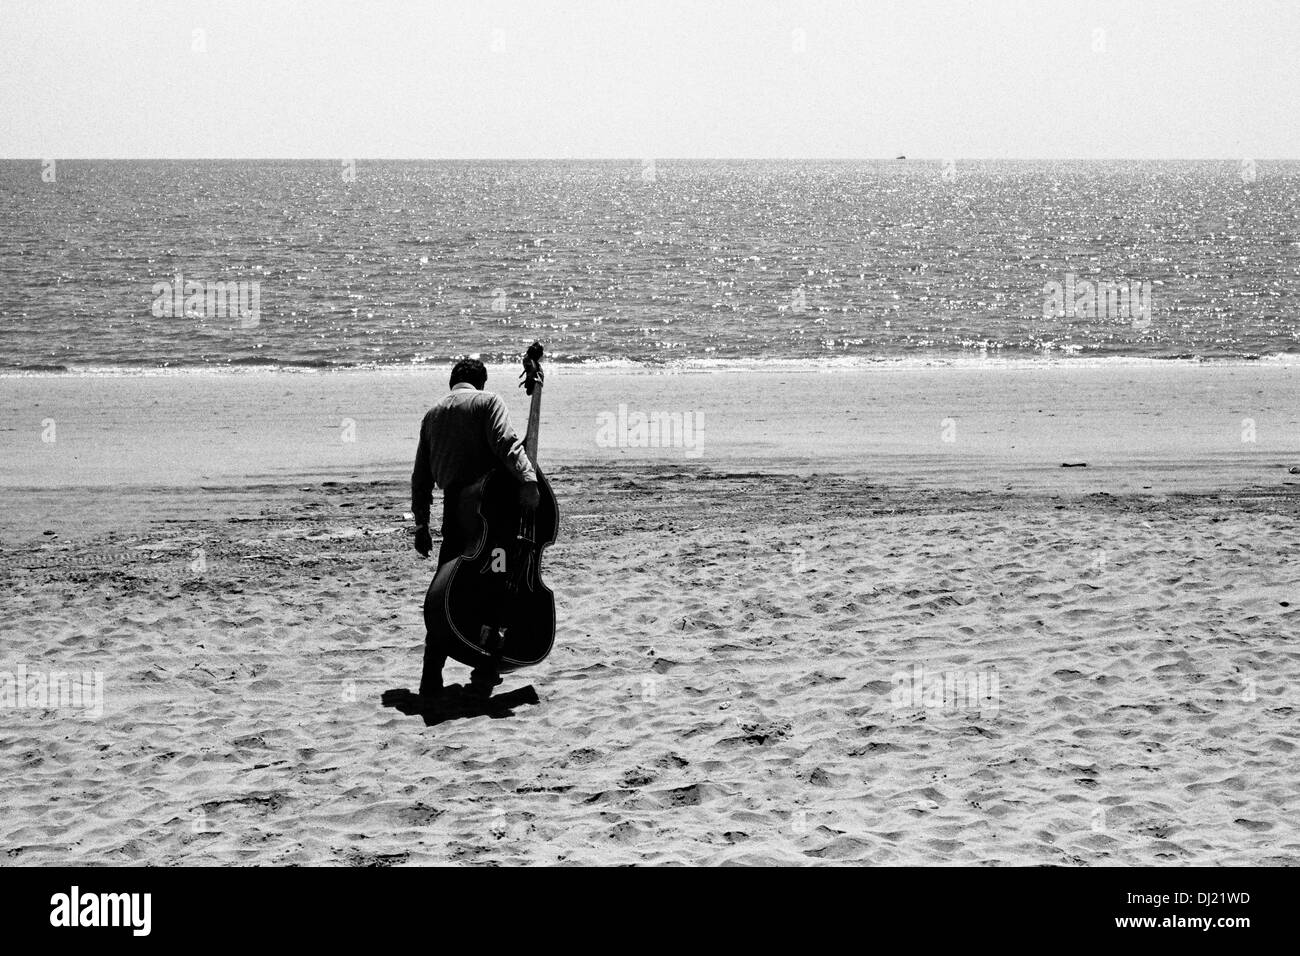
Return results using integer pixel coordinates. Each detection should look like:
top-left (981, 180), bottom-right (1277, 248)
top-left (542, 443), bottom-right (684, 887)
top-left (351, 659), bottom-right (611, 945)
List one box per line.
top-left (1, 362), bottom-right (1298, 865)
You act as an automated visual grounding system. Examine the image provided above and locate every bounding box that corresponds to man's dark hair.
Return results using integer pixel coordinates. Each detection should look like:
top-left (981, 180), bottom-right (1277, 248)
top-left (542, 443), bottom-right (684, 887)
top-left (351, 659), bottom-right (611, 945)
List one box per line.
top-left (449, 358), bottom-right (487, 389)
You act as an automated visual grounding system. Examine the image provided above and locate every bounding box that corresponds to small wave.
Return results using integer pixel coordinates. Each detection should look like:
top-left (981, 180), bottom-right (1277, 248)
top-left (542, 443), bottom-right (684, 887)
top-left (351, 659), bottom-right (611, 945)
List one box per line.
top-left (226, 355), bottom-right (340, 369)
top-left (3, 352), bottom-right (1293, 379)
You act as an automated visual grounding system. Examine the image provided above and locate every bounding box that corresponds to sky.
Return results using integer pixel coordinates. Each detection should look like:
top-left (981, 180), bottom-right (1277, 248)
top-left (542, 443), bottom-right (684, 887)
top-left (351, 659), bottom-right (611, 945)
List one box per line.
top-left (1, 0), bottom-right (1297, 159)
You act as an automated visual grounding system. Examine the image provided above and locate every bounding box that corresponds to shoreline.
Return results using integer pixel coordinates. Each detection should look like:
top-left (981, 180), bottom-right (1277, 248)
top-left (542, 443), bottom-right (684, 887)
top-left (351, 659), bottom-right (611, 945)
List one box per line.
top-left (4, 352), bottom-right (1300, 378)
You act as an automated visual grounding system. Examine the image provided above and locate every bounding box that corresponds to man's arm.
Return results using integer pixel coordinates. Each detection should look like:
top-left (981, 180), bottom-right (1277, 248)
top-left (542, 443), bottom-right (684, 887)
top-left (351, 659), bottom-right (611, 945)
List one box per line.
top-left (411, 413), bottom-right (433, 529)
top-left (411, 414), bottom-right (435, 557)
top-left (484, 395), bottom-right (538, 484)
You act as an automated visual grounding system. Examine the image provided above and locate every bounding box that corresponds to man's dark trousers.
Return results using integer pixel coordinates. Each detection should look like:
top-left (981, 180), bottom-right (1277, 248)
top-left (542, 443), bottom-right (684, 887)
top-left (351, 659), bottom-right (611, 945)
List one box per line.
top-left (419, 486), bottom-right (499, 698)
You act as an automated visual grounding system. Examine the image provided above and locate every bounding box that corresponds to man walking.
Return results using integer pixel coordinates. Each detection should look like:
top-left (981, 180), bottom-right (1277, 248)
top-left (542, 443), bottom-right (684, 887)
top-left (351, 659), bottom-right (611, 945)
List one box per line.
top-left (411, 358), bottom-right (539, 703)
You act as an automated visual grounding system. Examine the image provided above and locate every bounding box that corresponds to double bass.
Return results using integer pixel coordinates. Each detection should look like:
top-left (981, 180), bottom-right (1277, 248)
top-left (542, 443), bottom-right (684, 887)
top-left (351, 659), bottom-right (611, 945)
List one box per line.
top-left (425, 342), bottom-right (559, 672)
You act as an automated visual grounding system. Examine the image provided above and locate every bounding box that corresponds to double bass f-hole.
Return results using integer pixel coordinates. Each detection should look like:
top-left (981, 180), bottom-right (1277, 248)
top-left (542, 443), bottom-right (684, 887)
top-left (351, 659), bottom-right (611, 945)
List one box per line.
top-left (475, 514), bottom-right (536, 594)
top-left (511, 514), bottom-right (537, 593)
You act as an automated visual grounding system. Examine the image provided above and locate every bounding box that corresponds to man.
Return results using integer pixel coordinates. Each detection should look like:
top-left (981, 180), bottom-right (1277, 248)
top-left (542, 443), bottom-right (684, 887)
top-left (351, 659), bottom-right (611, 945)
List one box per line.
top-left (411, 357), bottom-right (540, 703)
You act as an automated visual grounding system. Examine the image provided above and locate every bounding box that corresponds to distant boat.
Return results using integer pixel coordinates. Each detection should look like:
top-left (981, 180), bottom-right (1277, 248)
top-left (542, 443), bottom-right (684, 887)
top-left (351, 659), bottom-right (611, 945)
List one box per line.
top-left (895, 155), bottom-right (906, 160)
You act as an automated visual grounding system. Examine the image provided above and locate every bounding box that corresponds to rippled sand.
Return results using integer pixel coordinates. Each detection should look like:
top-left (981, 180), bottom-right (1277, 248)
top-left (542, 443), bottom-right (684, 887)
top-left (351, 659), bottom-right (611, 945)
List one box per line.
top-left (2, 466), bottom-right (1296, 865)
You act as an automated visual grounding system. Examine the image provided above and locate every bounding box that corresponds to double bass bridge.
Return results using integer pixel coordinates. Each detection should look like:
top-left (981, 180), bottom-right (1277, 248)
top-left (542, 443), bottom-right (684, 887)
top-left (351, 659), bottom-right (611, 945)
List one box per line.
top-left (476, 624), bottom-right (507, 652)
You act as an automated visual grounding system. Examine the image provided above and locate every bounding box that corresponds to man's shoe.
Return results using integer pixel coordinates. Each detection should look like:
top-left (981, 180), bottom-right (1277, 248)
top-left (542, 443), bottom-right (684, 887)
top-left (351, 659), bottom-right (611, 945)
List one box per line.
top-left (416, 684), bottom-right (444, 709)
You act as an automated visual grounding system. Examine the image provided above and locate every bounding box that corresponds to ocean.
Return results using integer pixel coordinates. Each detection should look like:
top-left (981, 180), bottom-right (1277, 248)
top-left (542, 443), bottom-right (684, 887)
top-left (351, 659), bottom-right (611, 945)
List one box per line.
top-left (1, 159), bottom-right (1297, 371)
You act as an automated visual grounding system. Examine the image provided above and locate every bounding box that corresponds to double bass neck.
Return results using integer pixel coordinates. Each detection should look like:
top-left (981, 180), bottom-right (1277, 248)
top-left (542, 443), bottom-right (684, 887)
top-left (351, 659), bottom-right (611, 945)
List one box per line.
top-left (521, 341), bottom-right (545, 469)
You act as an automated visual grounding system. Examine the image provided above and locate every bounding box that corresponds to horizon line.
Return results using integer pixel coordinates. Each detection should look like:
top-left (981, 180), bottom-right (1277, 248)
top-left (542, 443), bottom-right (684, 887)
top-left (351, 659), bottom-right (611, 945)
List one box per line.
top-left (2, 156), bottom-right (1292, 163)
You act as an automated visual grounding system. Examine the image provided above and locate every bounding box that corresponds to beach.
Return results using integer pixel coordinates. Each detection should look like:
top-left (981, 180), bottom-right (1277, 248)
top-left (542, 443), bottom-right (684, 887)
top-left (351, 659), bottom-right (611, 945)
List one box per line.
top-left (1, 362), bottom-right (1298, 865)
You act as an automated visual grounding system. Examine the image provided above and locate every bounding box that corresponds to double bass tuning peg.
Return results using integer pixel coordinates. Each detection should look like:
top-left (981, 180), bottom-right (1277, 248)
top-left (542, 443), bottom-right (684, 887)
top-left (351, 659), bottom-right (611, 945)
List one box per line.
top-left (520, 341), bottom-right (545, 395)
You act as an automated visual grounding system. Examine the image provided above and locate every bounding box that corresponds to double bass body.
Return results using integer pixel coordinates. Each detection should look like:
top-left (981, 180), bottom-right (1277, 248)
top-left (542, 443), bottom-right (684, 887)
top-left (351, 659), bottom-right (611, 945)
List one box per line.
top-left (426, 469), bottom-right (558, 671)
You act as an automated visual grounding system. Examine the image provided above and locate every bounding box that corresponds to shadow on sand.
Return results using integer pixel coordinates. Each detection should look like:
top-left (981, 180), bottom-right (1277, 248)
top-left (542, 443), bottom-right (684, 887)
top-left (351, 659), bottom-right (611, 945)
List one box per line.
top-left (381, 684), bottom-right (541, 727)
